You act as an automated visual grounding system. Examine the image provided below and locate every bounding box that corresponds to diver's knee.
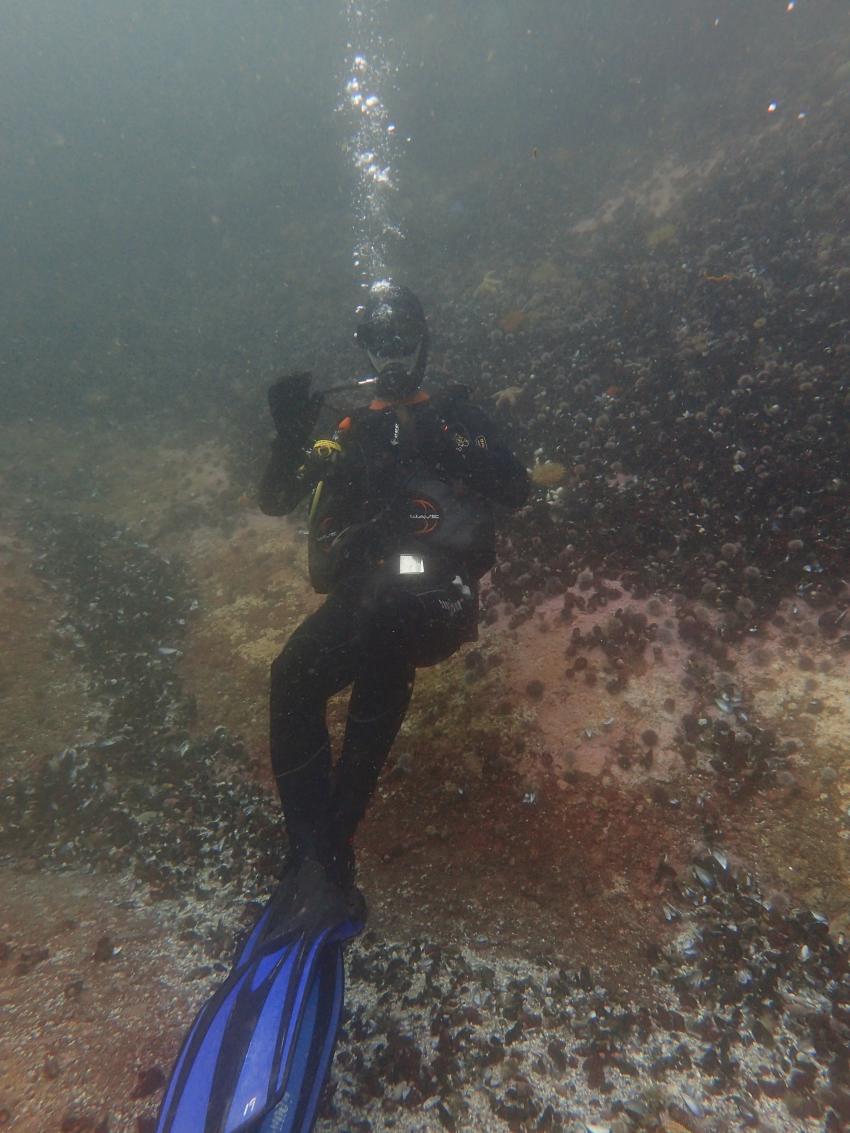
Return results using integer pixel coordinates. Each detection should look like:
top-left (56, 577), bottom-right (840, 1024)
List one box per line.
top-left (270, 633), bottom-right (316, 684)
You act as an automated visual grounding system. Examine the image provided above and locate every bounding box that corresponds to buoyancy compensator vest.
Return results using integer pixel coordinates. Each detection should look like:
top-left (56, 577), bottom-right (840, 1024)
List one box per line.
top-left (306, 393), bottom-right (496, 593)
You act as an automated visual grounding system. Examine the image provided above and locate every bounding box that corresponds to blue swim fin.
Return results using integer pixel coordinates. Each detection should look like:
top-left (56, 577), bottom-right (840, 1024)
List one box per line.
top-left (155, 864), bottom-right (363, 1133)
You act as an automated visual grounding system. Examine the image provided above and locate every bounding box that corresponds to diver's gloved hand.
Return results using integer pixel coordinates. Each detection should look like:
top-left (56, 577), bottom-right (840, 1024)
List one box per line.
top-left (268, 371), bottom-right (324, 449)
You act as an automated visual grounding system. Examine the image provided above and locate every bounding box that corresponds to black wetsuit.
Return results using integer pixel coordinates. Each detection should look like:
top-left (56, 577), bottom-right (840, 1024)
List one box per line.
top-left (258, 384), bottom-right (528, 883)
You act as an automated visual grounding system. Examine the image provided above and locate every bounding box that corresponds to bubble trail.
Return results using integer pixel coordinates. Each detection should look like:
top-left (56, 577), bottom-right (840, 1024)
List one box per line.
top-left (340, 1), bottom-right (405, 288)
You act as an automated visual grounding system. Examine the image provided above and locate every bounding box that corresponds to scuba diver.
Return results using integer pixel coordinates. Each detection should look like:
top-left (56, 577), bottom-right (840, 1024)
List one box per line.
top-left (258, 281), bottom-right (529, 914)
top-left (154, 284), bottom-right (528, 1133)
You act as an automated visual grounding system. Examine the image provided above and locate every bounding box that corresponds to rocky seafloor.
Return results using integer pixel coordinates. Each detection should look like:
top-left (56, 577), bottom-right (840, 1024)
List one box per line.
top-left (1, 426), bottom-right (849, 1133)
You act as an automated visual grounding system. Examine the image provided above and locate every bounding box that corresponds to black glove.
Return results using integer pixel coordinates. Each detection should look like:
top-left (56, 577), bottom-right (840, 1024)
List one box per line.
top-left (267, 371), bottom-right (324, 448)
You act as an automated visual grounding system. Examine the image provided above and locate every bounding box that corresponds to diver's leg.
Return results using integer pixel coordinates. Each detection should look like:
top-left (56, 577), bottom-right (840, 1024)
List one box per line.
top-left (269, 592), bottom-right (357, 868)
top-left (330, 581), bottom-right (470, 863)
top-left (330, 659), bottom-right (415, 858)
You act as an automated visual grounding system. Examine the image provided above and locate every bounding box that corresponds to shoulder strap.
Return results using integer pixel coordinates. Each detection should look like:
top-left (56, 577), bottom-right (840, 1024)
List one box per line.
top-left (393, 404), bottom-right (421, 464)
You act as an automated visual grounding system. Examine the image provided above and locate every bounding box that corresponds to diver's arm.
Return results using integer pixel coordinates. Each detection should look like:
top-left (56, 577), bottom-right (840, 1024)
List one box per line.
top-left (479, 443), bottom-right (530, 509)
top-left (258, 439), bottom-right (316, 515)
top-left (257, 371), bottom-right (325, 515)
top-left (441, 389), bottom-right (530, 508)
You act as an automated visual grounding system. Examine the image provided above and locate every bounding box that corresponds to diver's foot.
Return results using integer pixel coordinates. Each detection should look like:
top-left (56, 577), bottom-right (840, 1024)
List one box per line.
top-left (327, 840), bottom-right (367, 925)
top-left (342, 880), bottom-right (367, 926)
top-left (267, 857), bottom-right (365, 940)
